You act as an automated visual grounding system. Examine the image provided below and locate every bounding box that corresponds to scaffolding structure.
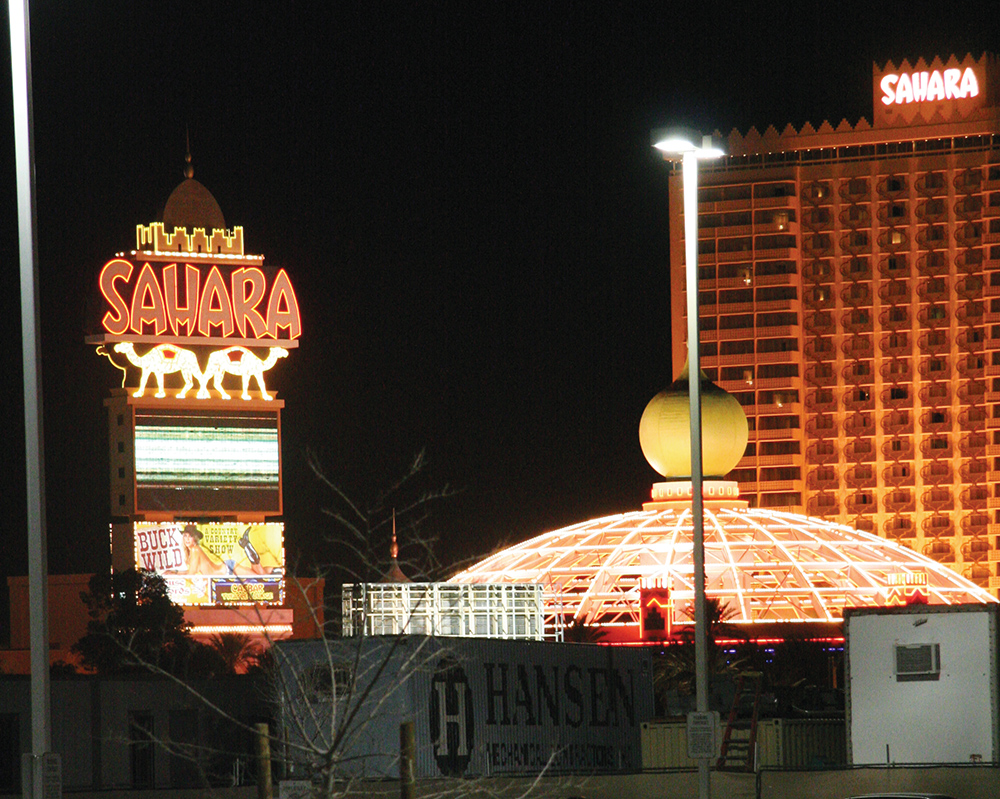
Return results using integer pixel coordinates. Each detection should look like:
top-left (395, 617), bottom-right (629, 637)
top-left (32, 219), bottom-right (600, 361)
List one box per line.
top-left (341, 582), bottom-right (545, 640)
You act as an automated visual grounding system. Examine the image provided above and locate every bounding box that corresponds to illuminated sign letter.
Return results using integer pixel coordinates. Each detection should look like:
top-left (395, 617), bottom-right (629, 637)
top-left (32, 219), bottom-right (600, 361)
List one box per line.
top-left (266, 269), bottom-right (302, 339)
top-left (944, 68), bottom-right (962, 99)
top-left (960, 67), bottom-right (979, 98)
top-left (895, 73), bottom-right (913, 104)
top-left (926, 70), bottom-right (945, 102)
top-left (232, 267), bottom-right (268, 339)
top-left (163, 264), bottom-right (201, 336)
top-left (100, 259), bottom-right (133, 335)
top-left (912, 71), bottom-right (928, 102)
top-left (198, 266), bottom-right (235, 337)
top-left (130, 263), bottom-right (168, 336)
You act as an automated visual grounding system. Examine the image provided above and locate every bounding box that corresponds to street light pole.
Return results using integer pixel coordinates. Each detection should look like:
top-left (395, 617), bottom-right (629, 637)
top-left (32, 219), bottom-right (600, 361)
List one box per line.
top-left (653, 129), bottom-right (723, 799)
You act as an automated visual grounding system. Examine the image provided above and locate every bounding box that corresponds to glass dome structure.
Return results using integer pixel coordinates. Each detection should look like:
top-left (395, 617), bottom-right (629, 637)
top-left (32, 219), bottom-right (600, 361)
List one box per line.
top-left (450, 487), bottom-right (996, 641)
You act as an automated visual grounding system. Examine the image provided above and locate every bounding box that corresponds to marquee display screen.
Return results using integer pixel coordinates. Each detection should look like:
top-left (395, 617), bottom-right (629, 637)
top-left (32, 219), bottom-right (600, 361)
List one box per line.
top-left (133, 407), bottom-right (281, 514)
top-left (133, 521), bottom-right (284, 606)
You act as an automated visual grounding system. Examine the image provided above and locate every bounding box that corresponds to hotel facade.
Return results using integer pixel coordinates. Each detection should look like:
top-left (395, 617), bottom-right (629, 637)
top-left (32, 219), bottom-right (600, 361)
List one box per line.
top-left (668, 54), bottom-right (1000, 593)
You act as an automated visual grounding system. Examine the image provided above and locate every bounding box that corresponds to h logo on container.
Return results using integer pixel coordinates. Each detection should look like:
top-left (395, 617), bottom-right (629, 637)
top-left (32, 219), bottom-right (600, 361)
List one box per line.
top-left (429, 656), bottom-right (474, 776)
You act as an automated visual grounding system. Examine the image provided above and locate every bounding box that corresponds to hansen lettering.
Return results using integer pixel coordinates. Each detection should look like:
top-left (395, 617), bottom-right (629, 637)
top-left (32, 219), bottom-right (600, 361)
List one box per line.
top-left (483, 661), bottom-right (635, 729)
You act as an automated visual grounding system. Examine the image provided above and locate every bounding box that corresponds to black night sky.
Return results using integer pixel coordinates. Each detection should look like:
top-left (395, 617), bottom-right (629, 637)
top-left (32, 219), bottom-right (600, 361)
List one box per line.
top-left (1, 3), bottom-right (998, 613)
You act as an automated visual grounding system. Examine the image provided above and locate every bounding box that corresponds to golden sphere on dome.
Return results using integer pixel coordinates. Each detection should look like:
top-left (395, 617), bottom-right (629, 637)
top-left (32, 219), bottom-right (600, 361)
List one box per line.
top-left (639, 358), bottom-right (749, 479)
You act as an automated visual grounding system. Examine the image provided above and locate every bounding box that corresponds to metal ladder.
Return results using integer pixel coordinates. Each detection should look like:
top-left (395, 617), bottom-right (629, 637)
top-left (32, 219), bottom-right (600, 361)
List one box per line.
top-left (715, 671), bottom-right (763, 772)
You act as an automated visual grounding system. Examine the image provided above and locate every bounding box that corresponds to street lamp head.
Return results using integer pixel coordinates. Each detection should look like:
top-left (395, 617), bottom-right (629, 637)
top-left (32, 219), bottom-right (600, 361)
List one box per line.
top-left (651, 127), bottom-right (725, 159)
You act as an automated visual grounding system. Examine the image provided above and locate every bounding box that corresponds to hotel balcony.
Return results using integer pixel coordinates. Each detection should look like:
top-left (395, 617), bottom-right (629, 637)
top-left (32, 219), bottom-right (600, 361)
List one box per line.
top-left (958, 382), bottom-right (987, 403)
top-left (923, 541), bottom-right (955, 563)
top-left (802, 234), bottom-right (834, 256)
top-left (956, 303), bottom-right (986, 325)
top-left (878, 257), bottom-right (910, 279)
top-left (841, 335), bottom-right (874, 358)
top-left (957, 356), bottom-right (986, 378)
top-left (840, 233), bottom-right (871, 255)
top-left (844, 440), bottom-right (876, 463)
top-left (955, 249), bottom-right (985, 272)
top-left (880, 365), bottom-right (913, 385)
top-left (959, 434), bottom-right (989, 456)
top-left (804, 392), bottom-right (836, 413)
top-left (839, 202), bottom-right (872, 225)
top-left (804, 311), bottom-right (834, 332)
top-left (805, 339), bottom-right (836, 361)
top-left (844, 466), bottom-right (875, 488)
top-left (915, 198), bottom-right (948, 221)
top-left (877, 229), bottom-right (910, 250)
top-left (801, 261), bottom-right (833, 282)
top-left (916, 226), bottom-right (948, 250)
top-left (880, 388), bottom-right (913, 410)
top-left (915, 173), bottom-right (947, 196)
top-left (922, 515), bottom-right (955, 537)
top-left (844, 494), bottom-right (877, 514)
top-left (805, 365), bottom-right (837, 387)
top-left (953, 169), bottom-right (983, 193)
top-left (917, 306), bottom-right (950, 327)
top-left (806, 494), bottom-right (839, 515)
top-left (805, 417), bottom-right (836, 437)
top-left (841, 311), bottom-right (874, 334)
top-left (881, 413), bottom-right (913, 435)
top-left (955, 224), bottom-right (983, 248)
top-left (838, 179), bottom-right (870, 202)
top-left (843, 393), bottom-right (876, 413)
top-left (920, 463), bottom-right (954, 485)
top-left (882, 464), bottom-right (914, 487)
top-left (954, 195), bottom-right (984, 219)
top-left (916, 252), bottom-right (949, 276)
top-left (917, 330), bottom-right (949, 353)
top-left (922, 490), bottom-right (955, 512)
top-left (753, 427), bottom-right (802, 440)
top-left (806, 442), bottom-right (839, 464)
top-left (920, 440), bottom-right (954, 459)
top-left (916, 278), bottom-right (950, 303)
top-left (882, 437), bottom-right (914, 460)
top-left (801, 182), bottom-right (832, 206)
top-left (960, 459), bottom-right (989, 482)
top-left (878, 282), bottom-right (910, 304)
top-left (960, 487), bottom-right (990, 511)
top-left (961, 513), bottom-right (991, 535)
top-left (806, 469), bottom-right (839, 490)
top-left (841, 284), bottom-right (873, 307)
top-left (884, 493), bottom-right (916, 514)
top-left (877, 176), bottom-right (908, 199)
top-left (879, 335), bottom-right (910, 357)
top-left (919, 384), bottom-right (951, 404)
top-left (883, 516), bottom-right (916, 537)
top-left (918, 409), bottom-right (951, 432)
top-left (842, 363), bottom-right (875, 385)
top-left (879, 309), bottom-right (911, 330)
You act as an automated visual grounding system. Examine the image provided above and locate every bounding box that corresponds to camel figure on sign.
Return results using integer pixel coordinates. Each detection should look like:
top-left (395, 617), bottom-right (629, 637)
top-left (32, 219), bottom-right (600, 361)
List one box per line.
top-left (198, 346), bottom-right (288, 400)
top-left (114, 342), bottom-right (202, 398)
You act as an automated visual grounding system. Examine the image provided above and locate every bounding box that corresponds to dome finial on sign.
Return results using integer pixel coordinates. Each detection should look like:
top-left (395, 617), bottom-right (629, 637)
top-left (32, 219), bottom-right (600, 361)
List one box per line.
top-left (638, 356), bottom-right (749, 479)
top-left (184, 127), bottom-right (194, 179)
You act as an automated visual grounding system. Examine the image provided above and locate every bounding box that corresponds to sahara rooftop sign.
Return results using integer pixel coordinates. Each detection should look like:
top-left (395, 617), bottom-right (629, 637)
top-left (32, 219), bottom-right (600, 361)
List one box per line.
top-left (872, 54), bottom-right (995, 128)
top-left (880, 67), bottom-right (979, 106)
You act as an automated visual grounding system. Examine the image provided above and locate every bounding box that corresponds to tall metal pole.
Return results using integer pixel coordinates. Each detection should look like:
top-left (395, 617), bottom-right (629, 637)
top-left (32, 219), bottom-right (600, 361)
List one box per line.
top-left (8, 0), bottom-right (54, 793)
top-left (683, 148), bottom-right (710, 799)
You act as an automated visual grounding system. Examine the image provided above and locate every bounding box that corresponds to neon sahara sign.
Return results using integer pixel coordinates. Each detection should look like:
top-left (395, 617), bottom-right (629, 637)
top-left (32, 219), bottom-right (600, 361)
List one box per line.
top-left (880, 67), bottom-right (979, 106)
top-left (99, 259), bottom-right (302, 341)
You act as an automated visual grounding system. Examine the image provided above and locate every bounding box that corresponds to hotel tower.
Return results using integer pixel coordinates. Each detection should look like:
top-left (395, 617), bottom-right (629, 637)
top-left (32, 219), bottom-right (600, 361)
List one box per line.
top-left (667, 54), bottom-right (1000, 593)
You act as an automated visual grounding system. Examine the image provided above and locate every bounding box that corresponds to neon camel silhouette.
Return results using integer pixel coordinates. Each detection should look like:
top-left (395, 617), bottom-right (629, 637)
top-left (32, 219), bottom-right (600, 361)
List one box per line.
top-left (198, 346), bottom-right (289, 400)
top-left (114, 342), bottom-right (202, 398)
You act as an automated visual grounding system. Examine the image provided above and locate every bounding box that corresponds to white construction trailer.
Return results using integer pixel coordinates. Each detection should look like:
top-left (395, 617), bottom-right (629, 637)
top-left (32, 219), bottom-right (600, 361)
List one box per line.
top-left (845, 602), bottom-right (1000, 765)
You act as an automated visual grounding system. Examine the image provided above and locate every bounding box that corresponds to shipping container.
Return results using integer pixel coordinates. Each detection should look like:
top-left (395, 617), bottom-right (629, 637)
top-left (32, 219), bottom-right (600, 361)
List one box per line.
top-left (845, 603), bottom-right (1000, 765)
top-left (273, 635), bottom-right (654, 781)
top-left (640, 718), bottom-right (846, 770)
